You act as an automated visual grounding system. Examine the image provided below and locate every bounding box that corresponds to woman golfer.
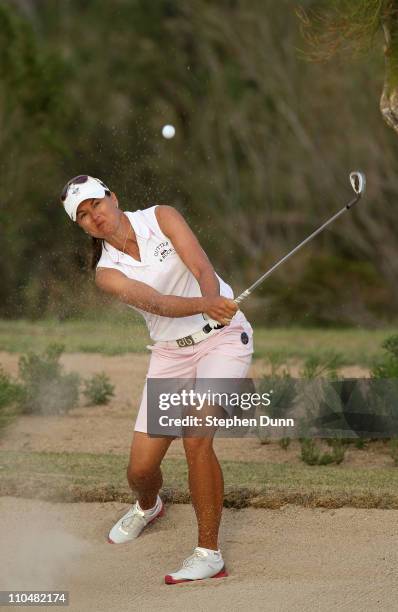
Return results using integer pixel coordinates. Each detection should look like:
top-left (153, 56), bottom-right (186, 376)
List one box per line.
top-left (61, 175), bottom-right (254, 584)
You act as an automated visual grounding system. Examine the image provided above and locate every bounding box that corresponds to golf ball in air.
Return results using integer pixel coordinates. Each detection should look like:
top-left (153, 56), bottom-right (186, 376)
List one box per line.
top-left (162, 124), bottom-right (175, 139)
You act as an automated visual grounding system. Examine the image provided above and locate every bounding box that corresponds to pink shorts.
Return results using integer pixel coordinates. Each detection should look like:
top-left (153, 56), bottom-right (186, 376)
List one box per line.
top-left (134, 313), bottom-right (254, 433)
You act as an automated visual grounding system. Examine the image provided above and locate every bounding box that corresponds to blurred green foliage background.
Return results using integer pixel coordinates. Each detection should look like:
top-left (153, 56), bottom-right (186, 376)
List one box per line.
top-left (1, 0), bottom-right (397, 326)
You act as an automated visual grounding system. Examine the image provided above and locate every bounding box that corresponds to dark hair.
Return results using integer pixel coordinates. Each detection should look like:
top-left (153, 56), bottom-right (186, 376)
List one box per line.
top-left (90, 237), bottom-right (104, 270)
top-left (89, 188), bottom-right (111, 269)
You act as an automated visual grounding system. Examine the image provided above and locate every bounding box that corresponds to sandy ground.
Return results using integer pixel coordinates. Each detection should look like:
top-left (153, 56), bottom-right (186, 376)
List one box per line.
top-left (1, 352), bottom-right (398, 609)
top-left (1, 497), bottom-right (398, 612)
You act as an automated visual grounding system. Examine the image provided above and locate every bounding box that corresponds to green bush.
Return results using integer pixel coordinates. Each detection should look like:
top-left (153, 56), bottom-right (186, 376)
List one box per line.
top-left (297, 352), bottom-right (346, 438)
top-left (371, 334), bottom-right (398, 379)
top-left (300, 438), bottom-right (320, 465)
top-left (300, 437), bottom-right (346, 465)
top-left (18, 344), bottom-right (80, 415)
top-left (256, 353), bottom-right (345, 445)
top-left (369, 336), bottom-right (398, 439)
top-left (0, 367), bottom-right (22, 408)
top-left (83, 372), bottom-right (115, 406)
top-left (278, 437), bottom-right (291, 450)
top-left (300, 352), bottom-right (343, 380)
top-left (328, 438), bottom-right (346, 464)
top-left (0, 367), bottom-right (23, 432)
top-left (256, 357), bottom-right (296, 444)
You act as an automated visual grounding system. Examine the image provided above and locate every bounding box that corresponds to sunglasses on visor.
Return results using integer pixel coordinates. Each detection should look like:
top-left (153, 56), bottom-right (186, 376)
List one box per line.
top-left (60, 175), bottom-right (110, 202)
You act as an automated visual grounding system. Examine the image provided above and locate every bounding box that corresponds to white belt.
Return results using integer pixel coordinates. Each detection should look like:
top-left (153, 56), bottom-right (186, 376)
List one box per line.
top-left (158, 323), bottom-right (225, 348)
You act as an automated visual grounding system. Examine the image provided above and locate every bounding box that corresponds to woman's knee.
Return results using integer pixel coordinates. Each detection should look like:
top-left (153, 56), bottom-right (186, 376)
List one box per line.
top-left (183, 436), bottom-right (214, 458)
top-left (126, 462), bottom-right (160, 486)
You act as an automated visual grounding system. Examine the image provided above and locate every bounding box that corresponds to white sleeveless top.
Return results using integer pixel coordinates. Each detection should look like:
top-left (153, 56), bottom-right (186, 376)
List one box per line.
top-left (96, 206), bottom-right (235, 341)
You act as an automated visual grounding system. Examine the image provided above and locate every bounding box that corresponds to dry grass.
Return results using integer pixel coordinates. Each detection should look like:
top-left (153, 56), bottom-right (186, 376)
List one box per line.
top-left (1, 449), bottom-right (398, 508)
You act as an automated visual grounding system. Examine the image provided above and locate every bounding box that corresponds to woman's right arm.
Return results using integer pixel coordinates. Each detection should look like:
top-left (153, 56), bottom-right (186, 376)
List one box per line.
top-left (95, 268), bottom-right (237, 322)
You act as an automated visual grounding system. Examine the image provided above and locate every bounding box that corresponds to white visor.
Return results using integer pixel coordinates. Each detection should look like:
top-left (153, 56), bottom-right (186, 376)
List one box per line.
top-left (62, 176), bottom-right (110, 221)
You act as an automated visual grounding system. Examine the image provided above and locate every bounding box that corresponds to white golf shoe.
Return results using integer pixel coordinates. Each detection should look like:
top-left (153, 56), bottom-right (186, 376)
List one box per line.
top-left (164, 547), bottom-right (228, 584)
top-left (108, 495), bottom-right (164, 544)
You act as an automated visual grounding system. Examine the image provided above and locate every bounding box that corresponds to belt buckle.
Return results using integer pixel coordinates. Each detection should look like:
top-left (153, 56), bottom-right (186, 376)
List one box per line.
top-left (176, 334), bottom-right (195, 348)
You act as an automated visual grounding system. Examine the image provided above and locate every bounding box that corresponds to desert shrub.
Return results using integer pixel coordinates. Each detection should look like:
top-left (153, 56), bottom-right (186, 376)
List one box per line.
top-left (300, 438), bottom-right (320, 465)
top-left (296, 352), bottom-right (348, 439)
top-left (278, 437), bottom-right (291, 450)
top-left (83, 372), bottom-right (115, 406)
top-left (256, 352), bottom-right (346, 445)
top-left (368, 335), bottom-right (398, 441)
top-left (18, 344), bottom-right (80, 415)
top-left (256, 356), bottom-right (296, 444)
top-left (0, 368), bottom-right (22, 408)
top-left (327, 438), bottom-right (345, 464)
top-left (0, 368), bottom-right (23, 431)
top-left (298, 355), bottom-right (347, 463)
top-left (300, 352), bottom-right (343, 380)
top-left (371, 334), bottom-right (398, 379)
top-left (300, 437), bottom-right (346, 465)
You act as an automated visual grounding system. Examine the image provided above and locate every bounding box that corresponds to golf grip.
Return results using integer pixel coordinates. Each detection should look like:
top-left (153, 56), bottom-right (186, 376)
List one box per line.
top-left (234, 290), bottom-right (251, 305)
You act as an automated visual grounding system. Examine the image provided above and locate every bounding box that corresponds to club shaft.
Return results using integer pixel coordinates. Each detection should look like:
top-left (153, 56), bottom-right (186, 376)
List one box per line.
top-left (234, 194), bottom-right (360, 305)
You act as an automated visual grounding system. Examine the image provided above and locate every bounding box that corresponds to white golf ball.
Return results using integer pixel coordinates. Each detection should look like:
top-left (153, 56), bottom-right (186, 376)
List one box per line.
top-left (162, 124), bottom-right (175, 139)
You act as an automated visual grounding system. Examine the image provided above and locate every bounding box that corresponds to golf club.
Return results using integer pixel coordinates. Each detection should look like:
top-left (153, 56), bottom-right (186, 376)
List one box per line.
top-left (234, 171), bottom-right (366, 305)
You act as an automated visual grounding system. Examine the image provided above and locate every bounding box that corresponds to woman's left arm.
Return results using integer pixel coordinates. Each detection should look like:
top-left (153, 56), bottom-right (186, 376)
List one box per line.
top-left (155, 205), bottom-right (220, 298)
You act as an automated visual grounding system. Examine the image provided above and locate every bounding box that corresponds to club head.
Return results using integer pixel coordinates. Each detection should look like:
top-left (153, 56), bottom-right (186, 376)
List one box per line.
top-left (349, 171), bottom-right (366, 196)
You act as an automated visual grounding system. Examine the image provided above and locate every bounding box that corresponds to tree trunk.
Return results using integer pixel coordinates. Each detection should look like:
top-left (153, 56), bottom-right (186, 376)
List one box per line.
top-left (380, 19), bottom-right (398, 133)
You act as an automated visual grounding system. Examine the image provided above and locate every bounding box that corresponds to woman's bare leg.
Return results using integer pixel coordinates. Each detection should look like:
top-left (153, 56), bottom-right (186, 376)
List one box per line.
top-left (182, 405), bottom-right (224, 550)
top-left (127, 431), bottom-right (175, 510)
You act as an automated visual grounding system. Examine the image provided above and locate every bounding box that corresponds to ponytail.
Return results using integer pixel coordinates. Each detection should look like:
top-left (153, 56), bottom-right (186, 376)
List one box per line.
top-left (90, 237), bottom-right (103, 270)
